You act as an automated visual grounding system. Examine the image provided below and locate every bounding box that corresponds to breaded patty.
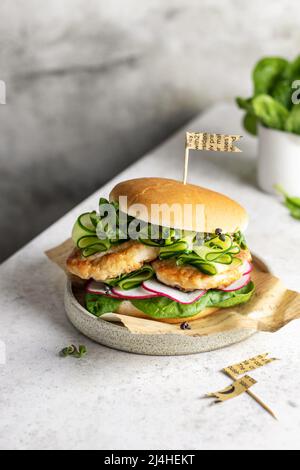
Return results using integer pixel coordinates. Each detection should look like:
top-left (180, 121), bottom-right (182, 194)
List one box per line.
top-left (67, 240), bottom-right (159, 281)
top-left (152, 250), bottom-right (252, 291)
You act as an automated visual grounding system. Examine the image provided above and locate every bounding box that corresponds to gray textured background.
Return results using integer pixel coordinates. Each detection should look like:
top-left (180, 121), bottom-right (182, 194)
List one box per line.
top-left (0, 0), bottom-right (299, 262)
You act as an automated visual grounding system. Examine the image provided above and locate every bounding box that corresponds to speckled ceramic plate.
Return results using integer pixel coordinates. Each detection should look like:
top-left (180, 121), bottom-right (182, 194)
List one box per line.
top-left (64, 255), bottom-right (270, 356)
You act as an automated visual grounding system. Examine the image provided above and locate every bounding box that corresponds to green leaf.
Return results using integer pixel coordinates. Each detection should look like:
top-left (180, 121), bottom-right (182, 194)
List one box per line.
top-left (286, 105), bottom-right (300, 135)
top-left (209, 282), bottom-right (255, 308)
top-left (130, 282), bottom-right (255, 320)
top-left (85, 284), bottom-right (255, 320)
top-left (99, 197), bottom-right (109, 207)
top-left (243, 112), bottom-right (258, 136)
top-left (291, 210), bottom-right (300, 220)
top-left (132, 294), bottom-right (209, 319)
top-left (60, 344), bottom-right (87, 359)
top-left (86, 294), bottom-right (122, 317)
top-left (271, 79), bottom-right (293, 109)
top-left (252, 95), bottom-right (289, 130)
top-left (287, 205), bottom-right (300, 220)
top-left (275, 185), bottom-right (300, 220)
top-left (233, 231), bottom-right (248, 250)
top-left (236, 97), bottom-right (253, 112)
top-left (286, 55), bottom-right (300, 80)
top-left (275, 184), bottom-right (300, 205)
top-left (253, 57), bottom-right (289, 95)
top-left (236, 98), bottom-right (258, 135)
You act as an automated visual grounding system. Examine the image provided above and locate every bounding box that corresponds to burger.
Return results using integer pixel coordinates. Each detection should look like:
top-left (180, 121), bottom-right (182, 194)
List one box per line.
top-left (67, 178), bottom-right (254, 324)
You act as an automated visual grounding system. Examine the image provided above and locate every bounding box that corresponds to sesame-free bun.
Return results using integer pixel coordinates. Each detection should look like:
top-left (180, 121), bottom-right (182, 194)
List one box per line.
top-left (117, 300), bottom-right (219, 324)
top-left (110, 178), bottom-right (248, 234)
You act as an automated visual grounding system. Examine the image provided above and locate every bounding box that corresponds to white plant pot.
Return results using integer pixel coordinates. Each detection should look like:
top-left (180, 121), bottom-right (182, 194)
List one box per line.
top-left (257, 125), bottom-right (300, 195)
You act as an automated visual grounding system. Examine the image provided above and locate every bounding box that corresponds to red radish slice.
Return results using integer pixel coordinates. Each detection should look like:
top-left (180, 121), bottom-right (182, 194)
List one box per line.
top-left (240, 261), bottom-right (253, 275)
top-left (111, 286), bottom-right (159, 300)
top-left (142, 279), bottom-right (207, 304)
top-left (219, 274), bottom-right (251, 292)
top-left (86, 281), bottom-right (120, 298)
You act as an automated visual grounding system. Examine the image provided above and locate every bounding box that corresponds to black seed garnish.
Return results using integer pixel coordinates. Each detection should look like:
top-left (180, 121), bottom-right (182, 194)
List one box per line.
top-left (215, 228), bottom-right (223, 235)
top-left (219, 234), bottom-right (226, 242)
top-left (180, 322), bottom-right (191, 330)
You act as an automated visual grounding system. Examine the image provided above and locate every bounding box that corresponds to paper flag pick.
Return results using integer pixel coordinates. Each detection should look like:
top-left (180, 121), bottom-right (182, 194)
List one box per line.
top-left (223, 353), bottom-right (278, 377)
top-left (222, 353), bottom-right (279, 419)
top-left (183, 132), bottom-right (242, 184)
top-left (186, 132), bottom-right (242, 153)
top-left (206, 375), bottom-right (257, 403)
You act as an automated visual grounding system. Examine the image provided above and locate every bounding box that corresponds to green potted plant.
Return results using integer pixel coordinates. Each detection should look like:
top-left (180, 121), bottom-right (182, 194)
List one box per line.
top-left (237, 56), bottom-right (300, 194)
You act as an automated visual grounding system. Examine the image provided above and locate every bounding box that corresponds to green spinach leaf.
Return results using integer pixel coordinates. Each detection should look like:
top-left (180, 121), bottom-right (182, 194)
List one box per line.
top-left (236, 97), bottom-right (253, 112)
top-left (275, 185), bottom-right (300, 220)
top-left (285, 105), bottom-right (300, 135)
top-left (131, 282), bottom-right (255, 320)
top-left (287, 55), bottom-right (300, 80)
top-left (243, 112), bottom-right (258, 136)
top-left (86, 294), bottom-right (122, 317)
top-left (85, 283), bottom-right (255, 320)
top-left (271, 79), bottom-right (293, 109)
top-left (253, 57), bottom-right (288, 95)
top-left (252, 95), bottom-right (289, 131)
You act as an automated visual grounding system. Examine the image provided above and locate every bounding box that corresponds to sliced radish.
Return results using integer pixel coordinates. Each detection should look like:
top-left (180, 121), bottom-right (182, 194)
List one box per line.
top-left (86, 281), bottom-right (158, 300)
top-left (111, 286), bottom-right (159, 300)
top-left (142, 279), bottom-right (207, 304)
top-left (219, 274), bottom-right (251, 292)
top-left (86, 280), bottom-right (120, 298)
top-left (240, 261), bottom-right (253, 275)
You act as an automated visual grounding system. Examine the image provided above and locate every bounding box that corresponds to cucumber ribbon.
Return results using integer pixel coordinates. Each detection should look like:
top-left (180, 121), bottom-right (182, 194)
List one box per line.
top-left (161, 234), bottom-right (242, 275)
top-left (72, 212), bottom-right (111, 257)
top-left (105, 265), bottom-right (154, 290)
top-left (72, 198), bottom-right (124, 257)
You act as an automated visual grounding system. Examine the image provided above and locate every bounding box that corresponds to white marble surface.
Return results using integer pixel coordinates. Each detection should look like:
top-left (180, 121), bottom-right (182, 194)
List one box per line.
top-left (0, 103), bottom-right (300, 450)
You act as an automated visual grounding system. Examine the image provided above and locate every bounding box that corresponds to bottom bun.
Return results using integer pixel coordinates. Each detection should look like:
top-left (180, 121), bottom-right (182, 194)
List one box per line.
top-left (117, 300), bottom-right (220, 324)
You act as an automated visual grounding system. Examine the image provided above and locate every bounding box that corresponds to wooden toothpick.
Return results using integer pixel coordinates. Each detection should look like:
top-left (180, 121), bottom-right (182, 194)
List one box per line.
top-left (223, 369), bottom-right (277, 420)
top-left (183, 147), bottom-right (189, 185)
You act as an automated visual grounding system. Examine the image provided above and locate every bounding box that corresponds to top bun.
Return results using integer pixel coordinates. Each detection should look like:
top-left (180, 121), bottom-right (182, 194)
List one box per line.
top-left (110, 178), bottom-right (248, 233)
